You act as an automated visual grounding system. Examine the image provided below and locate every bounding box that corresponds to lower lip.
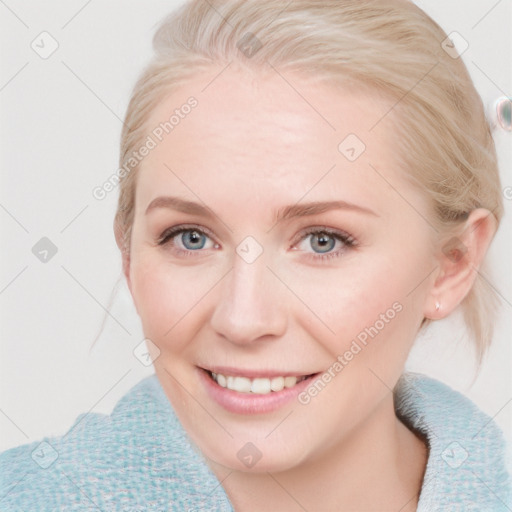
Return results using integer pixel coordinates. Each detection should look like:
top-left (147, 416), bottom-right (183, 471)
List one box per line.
top-left (198, 368), bottom-right (318, 415)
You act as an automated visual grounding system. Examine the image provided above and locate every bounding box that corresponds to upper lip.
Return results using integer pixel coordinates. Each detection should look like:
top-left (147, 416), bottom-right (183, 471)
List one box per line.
top-left (199, 365), bottom-right (319, 379)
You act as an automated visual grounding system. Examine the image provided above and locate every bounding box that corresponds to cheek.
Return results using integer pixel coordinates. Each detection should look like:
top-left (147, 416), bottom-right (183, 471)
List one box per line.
top-left (292, 253), bottom-right (427, 358)
top-left (129, 256), bottom-right (212, 349)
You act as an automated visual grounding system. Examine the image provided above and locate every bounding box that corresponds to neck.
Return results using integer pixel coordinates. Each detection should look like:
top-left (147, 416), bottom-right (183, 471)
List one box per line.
top-left (209, 395), bottom-right (428, 511)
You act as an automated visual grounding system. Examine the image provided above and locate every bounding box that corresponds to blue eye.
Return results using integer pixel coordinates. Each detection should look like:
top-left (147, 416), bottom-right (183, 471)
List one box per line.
top-left (309, 232), bottom-right (336, 253)
top-left (157, 224), bottom-right (356, 261)
top-left (157, 226), bottom-right (216, 253)
top-left (295, 228), bottom-right (356, 260)
top-left (180, 230), bottom-right (207, 250)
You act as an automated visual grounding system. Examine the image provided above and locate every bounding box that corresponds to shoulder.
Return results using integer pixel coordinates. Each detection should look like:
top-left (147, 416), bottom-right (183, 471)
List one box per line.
top-left (0, 375), bottom-right (232, 511)
top-left (395, 372), bottom-right (512, 511)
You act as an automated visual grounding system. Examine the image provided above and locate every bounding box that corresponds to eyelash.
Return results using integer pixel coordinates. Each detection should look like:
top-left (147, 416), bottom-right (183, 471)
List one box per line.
top-left (156, 224), bottom-right (218, 258)
top-left (294, 226), bottom-right (356, 262)
top-left (156, 224), bottom-right (357, 261)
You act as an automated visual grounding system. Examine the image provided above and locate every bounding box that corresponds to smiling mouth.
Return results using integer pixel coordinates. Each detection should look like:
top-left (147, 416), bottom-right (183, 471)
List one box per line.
top-left (205, 370), bottom-right (317, 394)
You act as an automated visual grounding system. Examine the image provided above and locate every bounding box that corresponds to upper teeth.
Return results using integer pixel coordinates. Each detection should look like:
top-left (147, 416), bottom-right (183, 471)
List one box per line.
top-left (211, 372), bottom-right (306, 394)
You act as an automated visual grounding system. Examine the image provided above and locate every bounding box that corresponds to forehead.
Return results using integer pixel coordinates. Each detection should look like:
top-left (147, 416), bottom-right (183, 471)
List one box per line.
top-left (137, 67), bottom-right (410, 212)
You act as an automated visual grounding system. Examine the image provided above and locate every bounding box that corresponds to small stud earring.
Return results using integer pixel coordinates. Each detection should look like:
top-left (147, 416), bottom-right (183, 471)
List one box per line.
top-left (435, 301), bottom-right (441, 312)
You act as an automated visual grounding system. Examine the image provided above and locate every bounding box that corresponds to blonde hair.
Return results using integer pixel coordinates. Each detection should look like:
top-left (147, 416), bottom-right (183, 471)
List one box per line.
top-left (115, 0), bottom-right (503, 362)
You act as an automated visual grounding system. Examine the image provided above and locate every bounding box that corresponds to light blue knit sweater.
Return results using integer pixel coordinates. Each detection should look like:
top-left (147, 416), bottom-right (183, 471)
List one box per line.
top-left (1, 373), bottom-right (510, 511)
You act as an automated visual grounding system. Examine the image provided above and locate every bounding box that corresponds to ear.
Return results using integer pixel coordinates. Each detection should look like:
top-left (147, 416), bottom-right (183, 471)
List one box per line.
top-left (424, 208), bottom-right (498, 319)
top-left (113, 219), bottom-right (132, 293)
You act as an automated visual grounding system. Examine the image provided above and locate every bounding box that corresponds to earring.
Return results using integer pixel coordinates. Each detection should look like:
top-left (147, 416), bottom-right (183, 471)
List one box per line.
top-left (435, 301), bottom-right (441, 312)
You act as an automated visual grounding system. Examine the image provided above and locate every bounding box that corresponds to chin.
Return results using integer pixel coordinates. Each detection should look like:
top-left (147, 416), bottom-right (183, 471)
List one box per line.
top-left (201, 438), bottom-right (312, 474)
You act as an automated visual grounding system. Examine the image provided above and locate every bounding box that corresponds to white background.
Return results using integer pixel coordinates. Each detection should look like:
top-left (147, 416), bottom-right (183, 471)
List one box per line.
top-left (0, 0), bottom-right (511, 451)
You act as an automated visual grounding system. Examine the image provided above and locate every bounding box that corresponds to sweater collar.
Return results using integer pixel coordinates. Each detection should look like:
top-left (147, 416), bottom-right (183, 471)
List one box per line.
top-left (394, 372), bottom-right (511, 510)
top-left (140, 372), bottom-right (511, 509)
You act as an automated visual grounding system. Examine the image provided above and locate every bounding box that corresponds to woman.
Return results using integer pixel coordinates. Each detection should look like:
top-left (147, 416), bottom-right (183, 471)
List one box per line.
top-left (1, 0), bottom-right (510, 510)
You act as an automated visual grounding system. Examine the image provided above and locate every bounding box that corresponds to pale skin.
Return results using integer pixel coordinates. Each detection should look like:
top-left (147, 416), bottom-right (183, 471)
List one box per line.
top-left (116, 65), bottom-right (496, 511)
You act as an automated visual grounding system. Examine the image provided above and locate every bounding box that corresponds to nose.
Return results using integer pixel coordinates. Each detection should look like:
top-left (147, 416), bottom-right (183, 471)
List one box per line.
top-left (210, 253), bottom-right (288, 345)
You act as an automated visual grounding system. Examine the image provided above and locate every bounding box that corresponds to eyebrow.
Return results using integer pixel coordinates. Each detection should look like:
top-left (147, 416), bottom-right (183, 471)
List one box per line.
top-left (145, 196), bottom-right (378, 222)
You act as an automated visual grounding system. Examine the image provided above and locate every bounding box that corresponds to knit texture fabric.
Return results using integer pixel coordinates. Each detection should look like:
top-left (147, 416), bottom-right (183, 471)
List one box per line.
top-left (1, 372), bottom-right (510, 511)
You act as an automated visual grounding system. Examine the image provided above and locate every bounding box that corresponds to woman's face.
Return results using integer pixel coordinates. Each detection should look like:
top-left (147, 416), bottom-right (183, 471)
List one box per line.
top-left (126, 67), bottom-right (437, 472)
